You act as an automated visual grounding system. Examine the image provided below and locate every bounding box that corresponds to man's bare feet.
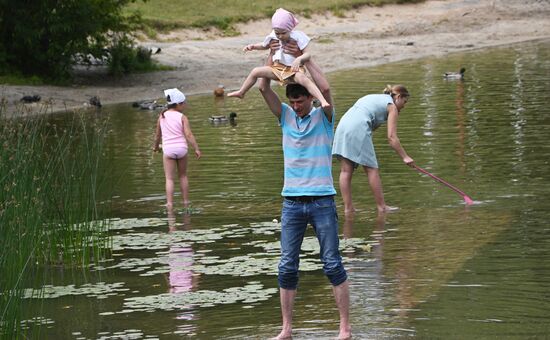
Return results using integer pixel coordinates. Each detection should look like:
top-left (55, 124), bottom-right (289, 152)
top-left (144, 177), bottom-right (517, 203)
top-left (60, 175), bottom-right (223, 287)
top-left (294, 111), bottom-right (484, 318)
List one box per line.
top-left (227, 91), bottom-right (244, 98)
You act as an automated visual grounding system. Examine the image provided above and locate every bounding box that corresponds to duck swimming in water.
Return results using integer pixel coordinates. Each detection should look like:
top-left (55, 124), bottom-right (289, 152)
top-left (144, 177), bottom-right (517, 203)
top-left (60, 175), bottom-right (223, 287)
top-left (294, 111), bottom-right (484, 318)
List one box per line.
top-left (132, 100), bottom-right (164, 110)
top-left (209, 112), bottom-right (237, 124)
top-left (443, 67), bottom-right (466, 80)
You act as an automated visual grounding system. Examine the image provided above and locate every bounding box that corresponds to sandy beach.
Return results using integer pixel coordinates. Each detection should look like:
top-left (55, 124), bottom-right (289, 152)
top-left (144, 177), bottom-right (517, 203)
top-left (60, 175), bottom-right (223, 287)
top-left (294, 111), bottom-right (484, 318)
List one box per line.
top-left (2, 0), bottom-right (549, 116)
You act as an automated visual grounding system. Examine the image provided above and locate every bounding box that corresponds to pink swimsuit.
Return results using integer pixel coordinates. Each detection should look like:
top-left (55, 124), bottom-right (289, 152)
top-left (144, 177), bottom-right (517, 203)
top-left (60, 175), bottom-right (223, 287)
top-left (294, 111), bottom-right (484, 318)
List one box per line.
top-left (160, 110), bottom-right (188, 159)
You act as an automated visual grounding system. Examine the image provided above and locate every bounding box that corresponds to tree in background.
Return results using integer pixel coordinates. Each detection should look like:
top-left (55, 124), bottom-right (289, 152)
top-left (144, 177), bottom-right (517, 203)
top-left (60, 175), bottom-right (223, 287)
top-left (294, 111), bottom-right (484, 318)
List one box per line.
top-left (0, 0), bottom-right (146, 80)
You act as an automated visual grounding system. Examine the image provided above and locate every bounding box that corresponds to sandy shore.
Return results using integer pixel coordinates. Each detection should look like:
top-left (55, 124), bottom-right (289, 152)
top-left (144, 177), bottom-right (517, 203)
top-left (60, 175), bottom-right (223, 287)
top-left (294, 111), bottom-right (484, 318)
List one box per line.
top-left (2, 0), bottom-right (549, 116)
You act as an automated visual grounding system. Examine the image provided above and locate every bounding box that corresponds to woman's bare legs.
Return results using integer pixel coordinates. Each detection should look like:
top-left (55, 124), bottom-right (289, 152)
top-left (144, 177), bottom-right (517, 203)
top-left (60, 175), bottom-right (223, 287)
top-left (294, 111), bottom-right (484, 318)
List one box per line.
top-left (163, 155), bottom-right (178, 208)
top-left (293, 72), bottom-right (330, 108)
top-left (228, 66), bottom-right (278, 98)
top-left (363, 166), bottom-right (398, 213)
top-left (176, 155), bottom-right (189, 207)
top-left (339, 158), bottom-right (356, 214)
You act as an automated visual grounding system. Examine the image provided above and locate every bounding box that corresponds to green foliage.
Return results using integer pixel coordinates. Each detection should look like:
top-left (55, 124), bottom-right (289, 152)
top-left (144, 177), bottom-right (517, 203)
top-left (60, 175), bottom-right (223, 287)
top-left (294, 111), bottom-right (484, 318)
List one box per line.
top-left (108, 35), bottom-right (169, 76)
top-left (0, 0), bottom-right (143, 80)
top-left (0, 74), bottom-right (44, 86)
top-left (0, 107), bottom-right (111, 337)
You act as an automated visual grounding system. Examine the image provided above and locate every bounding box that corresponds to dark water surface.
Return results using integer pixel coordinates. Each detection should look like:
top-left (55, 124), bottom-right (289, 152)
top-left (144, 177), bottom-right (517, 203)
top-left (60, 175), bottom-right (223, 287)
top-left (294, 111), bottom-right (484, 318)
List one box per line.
top-left (25, 40), bottom-right (550, 339)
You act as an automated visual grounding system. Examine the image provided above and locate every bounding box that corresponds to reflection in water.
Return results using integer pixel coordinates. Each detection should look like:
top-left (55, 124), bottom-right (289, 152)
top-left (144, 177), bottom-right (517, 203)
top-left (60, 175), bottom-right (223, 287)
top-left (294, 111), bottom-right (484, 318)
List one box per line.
top-left (454, 79), bottom-right (466, 174)
top-left (166, 207), bottom-right (198, 323)
top-left (510, 55), bottom-right (526, 165)
top-left (342, 213), bottom-right (355, 240)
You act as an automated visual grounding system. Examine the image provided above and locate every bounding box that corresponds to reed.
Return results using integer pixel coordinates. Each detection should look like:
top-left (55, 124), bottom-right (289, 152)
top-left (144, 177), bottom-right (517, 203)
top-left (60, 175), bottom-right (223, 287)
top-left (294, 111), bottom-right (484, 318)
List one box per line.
top-left (0, 105), bottom-right (111, 338)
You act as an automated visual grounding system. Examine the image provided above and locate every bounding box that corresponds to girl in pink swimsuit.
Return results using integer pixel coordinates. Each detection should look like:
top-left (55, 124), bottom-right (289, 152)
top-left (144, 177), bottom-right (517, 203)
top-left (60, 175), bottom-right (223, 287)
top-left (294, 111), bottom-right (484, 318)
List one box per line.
top-left (153, 88), bottom-right (201, 209)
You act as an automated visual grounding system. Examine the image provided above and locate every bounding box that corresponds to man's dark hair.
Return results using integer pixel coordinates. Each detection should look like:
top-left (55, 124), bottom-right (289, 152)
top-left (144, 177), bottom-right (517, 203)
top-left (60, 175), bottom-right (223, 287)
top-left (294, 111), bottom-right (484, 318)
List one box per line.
top-left (286, 83), bottom-right (311, 99)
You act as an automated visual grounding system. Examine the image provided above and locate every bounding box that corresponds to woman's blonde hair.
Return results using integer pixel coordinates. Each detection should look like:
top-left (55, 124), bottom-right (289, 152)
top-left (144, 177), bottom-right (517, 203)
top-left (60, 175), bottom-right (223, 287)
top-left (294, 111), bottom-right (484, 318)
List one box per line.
top-left (383, 84), bottom-right (410, 97)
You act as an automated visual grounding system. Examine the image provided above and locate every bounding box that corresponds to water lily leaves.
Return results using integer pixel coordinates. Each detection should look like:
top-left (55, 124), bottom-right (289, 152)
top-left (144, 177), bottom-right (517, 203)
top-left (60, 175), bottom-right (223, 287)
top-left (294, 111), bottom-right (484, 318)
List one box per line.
top-left (24, 282), bottom-right (129, 299)
top-left (26, 218), bottom-right (376, 320)
top-left (119, 282), bottom-right (278, 313)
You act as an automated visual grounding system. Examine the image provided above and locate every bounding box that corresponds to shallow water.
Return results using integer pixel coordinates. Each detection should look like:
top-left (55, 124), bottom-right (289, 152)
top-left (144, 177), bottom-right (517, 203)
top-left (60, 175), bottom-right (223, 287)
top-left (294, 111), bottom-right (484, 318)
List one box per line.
top-left (24, 40), bottom-right (550, 339)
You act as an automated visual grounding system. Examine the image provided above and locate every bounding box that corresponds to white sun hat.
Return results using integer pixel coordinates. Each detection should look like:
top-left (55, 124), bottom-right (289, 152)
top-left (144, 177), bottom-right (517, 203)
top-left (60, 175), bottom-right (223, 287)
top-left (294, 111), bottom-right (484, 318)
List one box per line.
top-left (164, 88), bottom-right (186, 104)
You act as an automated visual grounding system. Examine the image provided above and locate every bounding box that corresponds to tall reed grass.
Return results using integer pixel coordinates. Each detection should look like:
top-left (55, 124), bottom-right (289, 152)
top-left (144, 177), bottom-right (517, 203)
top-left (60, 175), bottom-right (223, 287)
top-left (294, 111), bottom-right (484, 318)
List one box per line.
top-left (0, 103), bottom-right (111, 338)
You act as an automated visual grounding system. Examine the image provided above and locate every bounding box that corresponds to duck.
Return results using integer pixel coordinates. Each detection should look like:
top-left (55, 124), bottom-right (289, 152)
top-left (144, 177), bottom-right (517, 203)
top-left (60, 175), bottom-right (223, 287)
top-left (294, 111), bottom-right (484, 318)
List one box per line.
top-left (209, 112), bottom-right (237, 124)
top-left (149, 46), bottom-right (161, 55)
top-left (89, 96), bottom-right (102, 108)
top-left (20, 95), bottom-right (41, 103)
top-left (214, 84), bottom-right (225, 97)
top-left (443, 67), bottom-right (466, 80)
top-left (132, 100), bottom-right (164, 110)
top-left (229, 112), bottom-right (237, 124)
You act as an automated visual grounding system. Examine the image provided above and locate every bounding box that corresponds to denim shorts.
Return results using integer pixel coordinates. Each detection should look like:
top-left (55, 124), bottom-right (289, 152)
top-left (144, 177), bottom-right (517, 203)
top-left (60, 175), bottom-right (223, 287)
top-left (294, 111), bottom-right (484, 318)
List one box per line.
top-left (278, 195), bottom-right (347, 289)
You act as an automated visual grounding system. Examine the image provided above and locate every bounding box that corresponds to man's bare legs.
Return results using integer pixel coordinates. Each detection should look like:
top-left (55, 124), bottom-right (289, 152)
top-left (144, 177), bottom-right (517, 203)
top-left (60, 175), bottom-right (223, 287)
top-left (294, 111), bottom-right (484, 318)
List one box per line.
top-left (274, 288), bottom-right (296, 340)
top-left (363, 166), bottom-right (398, 213)
top-left (333, 280), bottom-right (352, 340)
top-left (228, 66), bottom-right (276, 99)
top-left (339, 158), bottom-right (356, 214)
top-left (274, 283), bottom-right (351, 339)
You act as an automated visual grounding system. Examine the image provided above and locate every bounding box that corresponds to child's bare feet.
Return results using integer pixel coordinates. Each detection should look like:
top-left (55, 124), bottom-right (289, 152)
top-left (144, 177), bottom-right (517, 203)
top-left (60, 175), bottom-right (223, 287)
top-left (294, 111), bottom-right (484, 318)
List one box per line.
top-left (378, 205), bottom-right (399, 213)
top-left (338, 328), bottom-right (352, 339)
top-left (270, 331), bottom-right (292, 340)
top-left (321, 100), bottom-right (331, 109)
top-left (227, 91), bottom-right (244, 99)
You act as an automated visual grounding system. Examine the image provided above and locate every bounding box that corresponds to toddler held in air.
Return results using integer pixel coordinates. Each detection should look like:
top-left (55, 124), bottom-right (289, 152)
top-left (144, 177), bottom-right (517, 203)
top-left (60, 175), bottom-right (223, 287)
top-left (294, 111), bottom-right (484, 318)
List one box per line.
top-left (228, 8), bottom-right (330, 108)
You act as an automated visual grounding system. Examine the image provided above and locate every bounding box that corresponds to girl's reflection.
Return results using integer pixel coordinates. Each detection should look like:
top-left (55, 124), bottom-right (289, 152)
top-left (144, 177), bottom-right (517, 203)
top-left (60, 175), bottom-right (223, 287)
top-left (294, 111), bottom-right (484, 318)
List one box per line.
top-left (166, 207), bottom-right (199, 321)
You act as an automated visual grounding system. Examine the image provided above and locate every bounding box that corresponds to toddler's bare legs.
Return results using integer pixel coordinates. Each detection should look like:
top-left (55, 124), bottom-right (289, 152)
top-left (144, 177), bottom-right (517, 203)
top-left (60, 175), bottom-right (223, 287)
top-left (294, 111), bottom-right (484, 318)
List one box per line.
top-left (293, 72), bottom-right (330, 108)
top-left (228, 66), bottom-right (277, 99)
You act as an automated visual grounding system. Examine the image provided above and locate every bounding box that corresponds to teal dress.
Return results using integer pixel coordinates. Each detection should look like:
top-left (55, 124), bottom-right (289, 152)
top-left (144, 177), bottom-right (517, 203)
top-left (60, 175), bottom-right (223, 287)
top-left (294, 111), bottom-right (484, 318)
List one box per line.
top-left (332, 94), bottom-right (393, 168)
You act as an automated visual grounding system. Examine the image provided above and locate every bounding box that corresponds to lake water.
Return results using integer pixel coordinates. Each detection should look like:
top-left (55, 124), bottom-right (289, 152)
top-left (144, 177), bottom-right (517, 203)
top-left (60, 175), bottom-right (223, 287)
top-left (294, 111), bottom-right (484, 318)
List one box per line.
top-left (24, 40), bottom-right (550, 339)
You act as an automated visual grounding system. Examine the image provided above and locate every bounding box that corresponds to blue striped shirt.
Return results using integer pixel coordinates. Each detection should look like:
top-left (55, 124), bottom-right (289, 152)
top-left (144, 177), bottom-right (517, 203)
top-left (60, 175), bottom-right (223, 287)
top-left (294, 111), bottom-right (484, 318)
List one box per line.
top-left (280, 103), bottom-right (336, 196)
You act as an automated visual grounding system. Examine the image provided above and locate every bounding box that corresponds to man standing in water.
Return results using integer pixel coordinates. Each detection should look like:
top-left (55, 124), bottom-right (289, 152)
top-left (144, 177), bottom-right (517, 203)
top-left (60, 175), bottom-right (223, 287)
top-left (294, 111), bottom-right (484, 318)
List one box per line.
top-left (258, 41), bottom-right (351, 339)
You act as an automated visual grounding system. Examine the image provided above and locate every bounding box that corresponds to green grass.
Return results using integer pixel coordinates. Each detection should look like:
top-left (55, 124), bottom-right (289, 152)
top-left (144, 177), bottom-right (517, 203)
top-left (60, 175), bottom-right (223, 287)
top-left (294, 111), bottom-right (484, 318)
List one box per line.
top-left (126, 0), bottom-right (424, 33)
top-left (0, 106), bottom-right (111, 337)
top-left (0, 74), bottom-right (45, 86)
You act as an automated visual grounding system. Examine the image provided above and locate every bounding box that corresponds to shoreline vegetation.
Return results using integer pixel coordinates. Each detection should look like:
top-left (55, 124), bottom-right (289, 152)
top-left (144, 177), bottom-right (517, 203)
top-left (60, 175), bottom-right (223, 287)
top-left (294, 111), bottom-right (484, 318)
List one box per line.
top-left (0, 108), bottom-right (111, 338)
